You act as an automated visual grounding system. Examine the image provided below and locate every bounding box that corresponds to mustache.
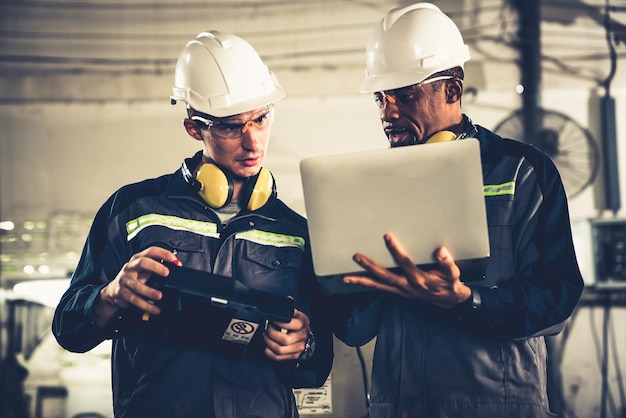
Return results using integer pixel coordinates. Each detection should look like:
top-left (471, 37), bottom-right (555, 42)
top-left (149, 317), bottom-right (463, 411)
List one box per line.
top-left (384, 124), bottom-right (418, 148)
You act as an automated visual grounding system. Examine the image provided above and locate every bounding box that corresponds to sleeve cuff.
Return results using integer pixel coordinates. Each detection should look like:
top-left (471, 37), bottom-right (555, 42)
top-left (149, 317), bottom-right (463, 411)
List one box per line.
top-left (456, 286), bottom-right (482, 318)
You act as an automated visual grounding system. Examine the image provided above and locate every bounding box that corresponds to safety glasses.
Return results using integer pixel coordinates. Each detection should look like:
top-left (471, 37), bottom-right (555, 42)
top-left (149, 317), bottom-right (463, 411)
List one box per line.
top-left (192, 105), bottom-right (275, 139)
top-left (373, 76), bottom-right (455, 109)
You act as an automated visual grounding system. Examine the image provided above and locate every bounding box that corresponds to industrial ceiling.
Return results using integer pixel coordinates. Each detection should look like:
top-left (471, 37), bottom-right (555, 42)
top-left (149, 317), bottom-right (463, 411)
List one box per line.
top-left (0, 0), bottom-right (624, 102)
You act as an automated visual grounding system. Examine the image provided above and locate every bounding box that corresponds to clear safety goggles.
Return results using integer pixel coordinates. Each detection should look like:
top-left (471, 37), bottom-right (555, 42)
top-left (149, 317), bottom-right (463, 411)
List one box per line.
top-left (192, 105), bottom-right (275, 139)
top-left (373, 76), bottom-right (456, 109)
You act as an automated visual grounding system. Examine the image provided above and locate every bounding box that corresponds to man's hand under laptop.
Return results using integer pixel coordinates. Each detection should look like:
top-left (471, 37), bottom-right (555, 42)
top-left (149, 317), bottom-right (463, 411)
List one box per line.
top-left (342, 233), bottom-right (472, 309)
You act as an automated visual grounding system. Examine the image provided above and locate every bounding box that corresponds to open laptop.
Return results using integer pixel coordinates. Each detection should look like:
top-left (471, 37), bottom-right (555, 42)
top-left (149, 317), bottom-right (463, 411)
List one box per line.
top-left (299, 138), bottom-right (490, 294)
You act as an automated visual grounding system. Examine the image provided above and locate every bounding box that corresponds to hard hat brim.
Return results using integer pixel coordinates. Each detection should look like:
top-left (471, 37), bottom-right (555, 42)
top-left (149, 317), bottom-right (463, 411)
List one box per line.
top-left (359, 70), bottom-right (430, 93)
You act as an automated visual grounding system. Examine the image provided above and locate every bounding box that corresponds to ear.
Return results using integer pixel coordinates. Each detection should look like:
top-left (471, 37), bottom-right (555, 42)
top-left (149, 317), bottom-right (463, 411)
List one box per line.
top-left (183, 118), bottom-right (204, 141)
top-left (445, 79), bottom-right (463, 104)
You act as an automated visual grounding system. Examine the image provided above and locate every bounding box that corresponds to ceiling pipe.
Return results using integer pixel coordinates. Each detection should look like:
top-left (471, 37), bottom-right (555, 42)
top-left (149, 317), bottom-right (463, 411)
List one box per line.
top-left (600, 0), bottom-right (620, 215)
top-left (511, 0), bottom-right (542, 143)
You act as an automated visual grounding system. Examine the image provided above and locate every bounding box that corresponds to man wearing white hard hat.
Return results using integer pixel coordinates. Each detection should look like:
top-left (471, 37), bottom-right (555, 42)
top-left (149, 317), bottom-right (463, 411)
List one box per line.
top-left (331, 3), bottom-right (583, 417)
top-left (52, 31), bottom-right (333, 417)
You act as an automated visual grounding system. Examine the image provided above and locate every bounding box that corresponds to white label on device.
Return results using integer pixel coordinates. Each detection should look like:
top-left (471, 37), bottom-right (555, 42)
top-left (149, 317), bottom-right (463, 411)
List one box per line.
top-left (222, 318), bottom-right (260, 345)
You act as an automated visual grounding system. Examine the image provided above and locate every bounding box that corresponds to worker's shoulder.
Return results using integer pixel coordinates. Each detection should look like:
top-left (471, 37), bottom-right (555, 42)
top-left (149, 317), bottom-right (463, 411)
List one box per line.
top-left (478, 125), bottom-right (555, 166)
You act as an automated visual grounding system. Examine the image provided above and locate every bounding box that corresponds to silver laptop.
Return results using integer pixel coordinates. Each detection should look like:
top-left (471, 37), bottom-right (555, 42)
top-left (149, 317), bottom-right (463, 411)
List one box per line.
top-left (299, 138), bottom-right (490, 294)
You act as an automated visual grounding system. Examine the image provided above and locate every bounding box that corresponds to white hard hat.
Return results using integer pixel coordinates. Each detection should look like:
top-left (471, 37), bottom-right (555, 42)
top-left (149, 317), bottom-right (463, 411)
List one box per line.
top-left (171, 30), bottom-right (286, 117)
top-left (359, 2), bottom-right (471, 93)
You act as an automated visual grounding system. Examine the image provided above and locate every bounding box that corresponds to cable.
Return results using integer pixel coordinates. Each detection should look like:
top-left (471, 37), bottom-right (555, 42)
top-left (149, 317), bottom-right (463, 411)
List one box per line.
top-left (0, 0), bottom-right (353, 10)
top-left (589, 305), bottom-right (619, 418)
top-left (609, 314), bottom-right (626, 415)
top-left (603, 0), bottom-right (618, 94)
top-left (558, 305), bottom-right (580, 418)
top-left (601, 303), bottom-right (610, 418)
top-left (355, 346), bottom-right (370, 410)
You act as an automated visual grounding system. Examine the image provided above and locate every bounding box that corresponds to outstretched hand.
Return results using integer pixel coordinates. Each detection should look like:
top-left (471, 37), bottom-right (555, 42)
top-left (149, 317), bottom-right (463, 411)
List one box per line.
top-left (343, 233), bottom-right (471, 308)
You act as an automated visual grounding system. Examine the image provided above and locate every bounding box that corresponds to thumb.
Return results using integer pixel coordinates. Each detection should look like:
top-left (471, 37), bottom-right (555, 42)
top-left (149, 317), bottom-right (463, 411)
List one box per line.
top-left (436, 247), bottom-right (461, 281)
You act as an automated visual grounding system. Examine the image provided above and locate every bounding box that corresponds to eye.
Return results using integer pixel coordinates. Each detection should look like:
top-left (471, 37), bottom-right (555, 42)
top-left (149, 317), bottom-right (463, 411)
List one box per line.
top-left (216, 122), bottom-right (244, 133)
top-left (394, 92), bottom-right (415, 103)
top-left (254, 112), bottom-right (269, 124)
top-left (373, 93), bottom-right (385, 107)
top-left (254, 111), bottom-right (273, 126)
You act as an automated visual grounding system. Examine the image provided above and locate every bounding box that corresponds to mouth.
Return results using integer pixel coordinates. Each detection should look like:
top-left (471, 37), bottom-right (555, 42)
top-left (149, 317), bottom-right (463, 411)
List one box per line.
top-left (238, 155), bottom-right (262, 167)
top-left (384, 126), bottom-right (416, 147)
top-left (229, 156), bottom-right (263, 180)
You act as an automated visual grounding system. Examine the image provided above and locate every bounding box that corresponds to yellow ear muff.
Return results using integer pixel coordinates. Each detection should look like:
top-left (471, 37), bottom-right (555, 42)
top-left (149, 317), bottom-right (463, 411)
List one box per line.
top-left (426, 131), bottom-right (457, 143)
top-left (243, 167), bottom-right (275, 211)
top-left (195, 163), bottom-right (233, 208)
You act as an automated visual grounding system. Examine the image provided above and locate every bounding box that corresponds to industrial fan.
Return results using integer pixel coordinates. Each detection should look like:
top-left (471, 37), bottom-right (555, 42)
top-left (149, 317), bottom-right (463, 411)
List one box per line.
top-left (493, 108), bottom-right (600, 198)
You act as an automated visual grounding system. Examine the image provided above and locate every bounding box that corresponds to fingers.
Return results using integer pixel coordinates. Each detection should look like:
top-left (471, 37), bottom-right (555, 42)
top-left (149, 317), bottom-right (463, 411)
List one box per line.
top-left (272, 308), bottom-right (308, 332)
top-left (347, 234), bottom-right (464, 303)
top-left (263, 310), bottom-right (309, 361)
top-left (363, 234), bottom-right (461, 286)
top-left (104, 247), bottom-right (182, 313)
top-left (435, 246), bottom-right (461, 282)
top-left (343, 273), bottom-right (405, 295)
top-left (349, 236), bottom-right (422, 293)
top-left (128, 247), bottom-right (182, 278)
top-left (116, 275), bottom-right (162, 314)
top-left (383, 233), bottom-right (420, 274)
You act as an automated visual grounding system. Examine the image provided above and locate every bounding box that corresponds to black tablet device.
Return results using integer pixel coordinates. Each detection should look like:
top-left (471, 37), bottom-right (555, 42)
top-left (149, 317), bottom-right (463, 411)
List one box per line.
top-left (133, 262), bottom-right (295, 352)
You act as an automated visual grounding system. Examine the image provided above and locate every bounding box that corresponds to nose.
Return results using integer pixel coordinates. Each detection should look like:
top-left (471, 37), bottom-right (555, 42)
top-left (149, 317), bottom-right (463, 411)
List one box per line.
top-left (241, 119), bottom-right (261, 135)
top-left (380, 99), bottom-right (400, 122)
top-left (240, 127), bottom-right (263, 151)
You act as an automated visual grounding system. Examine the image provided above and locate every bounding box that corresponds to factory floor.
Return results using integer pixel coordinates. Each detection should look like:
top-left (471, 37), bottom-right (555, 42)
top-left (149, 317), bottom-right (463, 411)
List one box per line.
top-left (17, 331), bottom-right (370, 418)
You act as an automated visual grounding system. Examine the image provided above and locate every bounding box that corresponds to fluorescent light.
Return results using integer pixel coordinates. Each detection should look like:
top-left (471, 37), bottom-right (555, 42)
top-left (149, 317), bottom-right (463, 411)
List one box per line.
top-left (0, 221), bottom-right (15, 231)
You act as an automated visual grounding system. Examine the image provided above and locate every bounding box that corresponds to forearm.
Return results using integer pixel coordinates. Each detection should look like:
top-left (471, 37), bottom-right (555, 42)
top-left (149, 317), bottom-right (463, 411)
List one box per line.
top-left (455, 273), bottom-right (583, 339)
top-left (94, 285), bottom-right (121, 329)
top-left (330, 292), bottom-right (384, 347)
top-left (52, 283), bottom-right (112, 353)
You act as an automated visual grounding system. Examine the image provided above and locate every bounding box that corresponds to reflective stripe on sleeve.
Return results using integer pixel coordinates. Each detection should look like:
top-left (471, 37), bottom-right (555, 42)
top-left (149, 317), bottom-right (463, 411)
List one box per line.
top-left (484, 182), bottom-right (515, 196)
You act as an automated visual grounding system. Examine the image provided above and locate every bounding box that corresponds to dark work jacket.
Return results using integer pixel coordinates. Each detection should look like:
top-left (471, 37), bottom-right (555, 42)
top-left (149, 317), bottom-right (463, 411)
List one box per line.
top-left (52, 152), bottom-right (333, 418)
top-left (332, 122), bottom-right (584, 418)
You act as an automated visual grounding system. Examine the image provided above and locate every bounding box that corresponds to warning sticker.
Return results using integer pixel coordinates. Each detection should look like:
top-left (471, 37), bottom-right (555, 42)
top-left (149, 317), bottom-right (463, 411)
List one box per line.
top-left (221, 318), bottom-right (260, 345)
top-left (294, 373), bottom-right (332, 415)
